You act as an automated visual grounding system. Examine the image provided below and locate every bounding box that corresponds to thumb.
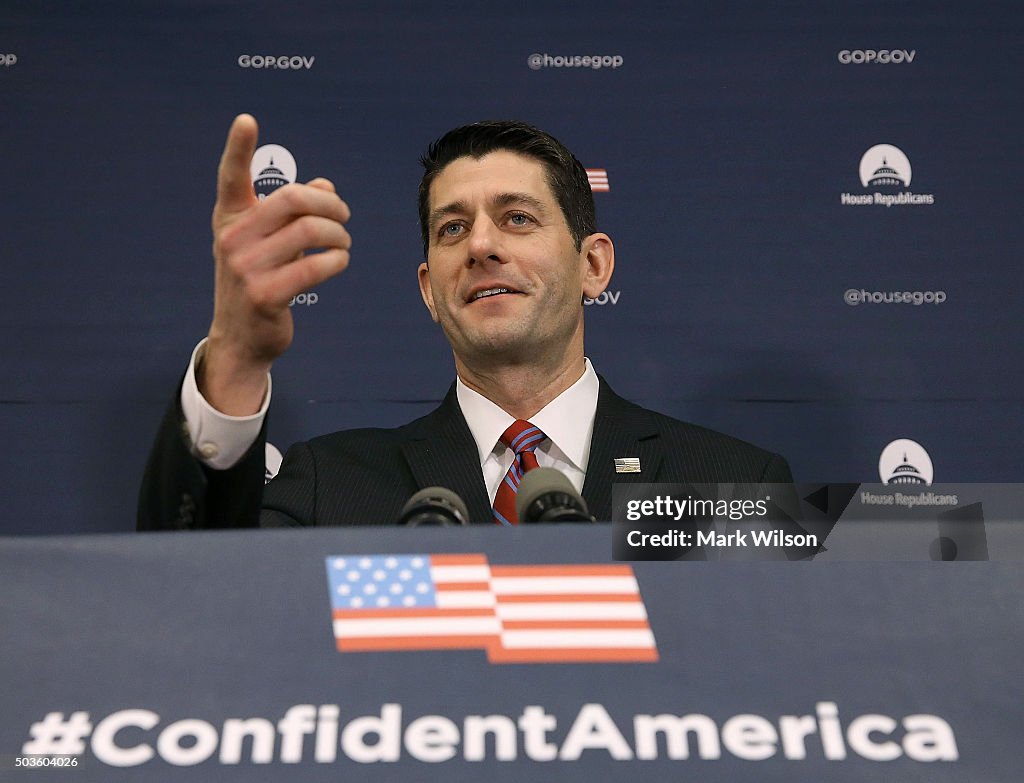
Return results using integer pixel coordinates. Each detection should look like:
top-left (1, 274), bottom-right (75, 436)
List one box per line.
top-left (216, 114), bottom-right (259, 214)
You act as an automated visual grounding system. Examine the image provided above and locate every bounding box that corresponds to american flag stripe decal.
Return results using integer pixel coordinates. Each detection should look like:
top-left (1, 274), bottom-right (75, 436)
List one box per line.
top-left (326, 553), bottom-right (657, 663)
top-left (586, 168), bottom-right (610, 192)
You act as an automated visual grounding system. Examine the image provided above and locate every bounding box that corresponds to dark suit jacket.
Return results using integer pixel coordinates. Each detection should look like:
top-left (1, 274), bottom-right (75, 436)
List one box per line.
top-left (138, 377), bottom-right (793, 530)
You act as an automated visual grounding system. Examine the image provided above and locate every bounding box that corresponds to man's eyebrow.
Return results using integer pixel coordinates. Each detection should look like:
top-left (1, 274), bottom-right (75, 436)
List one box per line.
top-left (427, 200), bottom-right (464, 231)
top-left (491, 192), bottom-right (548, 213)
top-left (428, 192), bottom-right (549, 231)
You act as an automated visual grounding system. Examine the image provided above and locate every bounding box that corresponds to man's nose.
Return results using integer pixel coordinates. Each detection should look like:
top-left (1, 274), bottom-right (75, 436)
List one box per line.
top-left (466, 218), bottom-right (504, 265)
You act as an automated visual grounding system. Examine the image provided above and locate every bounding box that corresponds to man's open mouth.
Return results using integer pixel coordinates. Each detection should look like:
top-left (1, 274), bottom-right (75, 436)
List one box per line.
top-left (469, 287), bottom-right (519, 302)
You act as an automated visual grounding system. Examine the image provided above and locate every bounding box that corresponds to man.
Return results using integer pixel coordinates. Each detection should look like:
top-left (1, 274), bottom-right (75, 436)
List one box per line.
top-left (138, 115), bottom-right (793, 530)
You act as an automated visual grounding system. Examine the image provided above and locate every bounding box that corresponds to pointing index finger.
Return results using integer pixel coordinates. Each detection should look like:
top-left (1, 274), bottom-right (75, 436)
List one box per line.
top-left (216, 113), bottom-right (259, 214)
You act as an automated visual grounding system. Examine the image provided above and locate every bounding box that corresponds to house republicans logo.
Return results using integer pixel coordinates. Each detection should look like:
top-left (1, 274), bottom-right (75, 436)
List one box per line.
top-left (841, 145), bottom-right (935, 207)
top-left (879, 439), bottom-right (934, 485)
top-left (859, 145), bottom-right (912, 188)
top-left (250, 144), bottom-right (296, 200)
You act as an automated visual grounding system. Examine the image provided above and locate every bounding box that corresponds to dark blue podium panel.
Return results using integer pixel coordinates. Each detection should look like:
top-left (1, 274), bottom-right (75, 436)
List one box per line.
top-left (1, 525), bottom-right (1020, 781)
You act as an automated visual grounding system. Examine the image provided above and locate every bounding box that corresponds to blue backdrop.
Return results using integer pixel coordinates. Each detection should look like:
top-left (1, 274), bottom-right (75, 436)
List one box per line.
top-left (2, 1), bottom-right (1022, 533)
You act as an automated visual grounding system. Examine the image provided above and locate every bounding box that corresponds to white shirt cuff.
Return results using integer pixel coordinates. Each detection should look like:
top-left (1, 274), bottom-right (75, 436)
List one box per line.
top-left (180, 338), bottom-right (271, 470)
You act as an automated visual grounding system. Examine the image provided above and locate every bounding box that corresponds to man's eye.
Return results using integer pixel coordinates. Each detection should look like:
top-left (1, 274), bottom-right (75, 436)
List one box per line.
top-left (508, 213), bottom-right (531, 226)
top-left (441, 223), bottom-right (463, 237)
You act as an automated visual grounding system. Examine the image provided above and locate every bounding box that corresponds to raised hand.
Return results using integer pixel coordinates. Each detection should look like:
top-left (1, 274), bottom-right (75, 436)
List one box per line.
top-left (200, 114), bottom-right (351, 414)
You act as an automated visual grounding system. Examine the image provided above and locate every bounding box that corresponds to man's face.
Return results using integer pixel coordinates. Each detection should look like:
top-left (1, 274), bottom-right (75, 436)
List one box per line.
top-left (417, 150), bottom-right (610, 368)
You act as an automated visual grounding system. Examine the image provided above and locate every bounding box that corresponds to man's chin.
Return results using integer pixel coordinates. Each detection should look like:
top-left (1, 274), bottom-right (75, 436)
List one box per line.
top-left (452, 329), bottom-right (536, 363)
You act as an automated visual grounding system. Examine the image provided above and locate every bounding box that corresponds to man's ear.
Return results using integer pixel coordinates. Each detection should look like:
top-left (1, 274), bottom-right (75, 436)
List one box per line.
top-left (580, 233), bottom-right (615, 299)
top-left (417, 261), bottom-right (440, 322)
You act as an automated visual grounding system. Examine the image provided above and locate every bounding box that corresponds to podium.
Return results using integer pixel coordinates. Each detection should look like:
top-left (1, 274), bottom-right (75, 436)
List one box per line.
top-left (1, 524), bottom-right (1019, 781)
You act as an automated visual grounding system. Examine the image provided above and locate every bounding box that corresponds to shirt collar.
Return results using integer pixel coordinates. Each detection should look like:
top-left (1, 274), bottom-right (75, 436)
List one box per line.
top-left (456, 359), bottom-right (599, 472)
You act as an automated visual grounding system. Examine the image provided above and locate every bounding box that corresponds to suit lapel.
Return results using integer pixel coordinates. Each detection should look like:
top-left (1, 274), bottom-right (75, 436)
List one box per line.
top-left (582, 379), bottom-right (664, 521)
top-left (399, 386), bottom-right (493, 524)
top-left (398, 379), bottom-right (661, 524)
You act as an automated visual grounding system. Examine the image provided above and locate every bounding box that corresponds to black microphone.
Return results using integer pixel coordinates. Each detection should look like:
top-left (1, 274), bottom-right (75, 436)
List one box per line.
top-left (398, 487), bottom-right (470, 527)
top-left (515, 467), bottom-right (594, 523)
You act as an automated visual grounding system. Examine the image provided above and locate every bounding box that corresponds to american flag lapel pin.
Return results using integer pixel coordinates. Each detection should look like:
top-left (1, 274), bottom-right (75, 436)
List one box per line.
top-left (614, 458), bottom-right (641, 474)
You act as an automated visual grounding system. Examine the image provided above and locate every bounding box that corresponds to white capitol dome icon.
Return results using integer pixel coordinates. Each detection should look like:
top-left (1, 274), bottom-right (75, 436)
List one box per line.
top-left (878, 439), bottom-right (933, 486)
top-left (251, 144), bottom-right (297, 199)
top-left (859, 144), bottom-right (911, 188)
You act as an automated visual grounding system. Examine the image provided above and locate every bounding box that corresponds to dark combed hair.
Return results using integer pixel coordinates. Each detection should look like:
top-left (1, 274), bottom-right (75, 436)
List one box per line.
top-left (418, 120), bottom-right (597, 256)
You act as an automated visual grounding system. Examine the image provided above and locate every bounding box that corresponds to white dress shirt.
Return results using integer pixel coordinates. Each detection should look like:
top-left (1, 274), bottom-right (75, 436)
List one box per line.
top-left (180, 339), bottom-right (269, 470)
top-left (456, 361), bottom-right (598, 502)
top-left (181, 340), bottom-right (600, 502)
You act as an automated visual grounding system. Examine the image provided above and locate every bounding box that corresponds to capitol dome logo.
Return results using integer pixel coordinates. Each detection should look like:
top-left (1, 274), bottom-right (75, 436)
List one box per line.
top-left (841, 144), bottom-right (934, 207)
top-left (250, 144), bottom-right (297, 200)
top-left (879, 439), bottom-right (933, 485)
top-left (859, 144), bottom-right (911, 189)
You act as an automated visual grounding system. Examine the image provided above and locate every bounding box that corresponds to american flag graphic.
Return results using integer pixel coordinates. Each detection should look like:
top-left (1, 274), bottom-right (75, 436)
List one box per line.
top-left (586, 168), bottom-right (610, 192)
top-left (325, 554), bottom-right (657, 663)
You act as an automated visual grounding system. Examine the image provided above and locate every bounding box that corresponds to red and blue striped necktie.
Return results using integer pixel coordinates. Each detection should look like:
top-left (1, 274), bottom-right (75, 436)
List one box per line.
top-left (491, 420), bottom-right (545, 525)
